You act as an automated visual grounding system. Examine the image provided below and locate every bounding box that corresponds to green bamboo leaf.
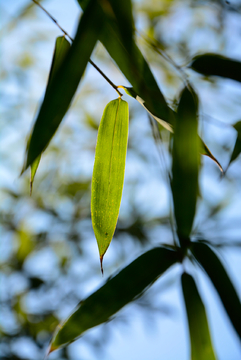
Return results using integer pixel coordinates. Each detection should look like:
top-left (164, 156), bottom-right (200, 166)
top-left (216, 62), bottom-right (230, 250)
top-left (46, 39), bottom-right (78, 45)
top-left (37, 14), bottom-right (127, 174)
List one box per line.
top-left (181, 273), bottom-right (217, 360)
top-left (23, 0), bottom-right (102, 171)
top-left (172, 87), bottom-right (199, 243)
top-left (49, 246), bottom-right (179, 353)
top-left (191, 241), bottom-right (241, 339)
top-left (190, 53), bottom-right (241, 83)
top-left (28, 36), bottom-right (71, 193)
top-left (227, 120), bottom-right (241, 169)
top-left (77, 0), bottom-right (173, 127)
top-left (91, 98), bottom-right (129, 272)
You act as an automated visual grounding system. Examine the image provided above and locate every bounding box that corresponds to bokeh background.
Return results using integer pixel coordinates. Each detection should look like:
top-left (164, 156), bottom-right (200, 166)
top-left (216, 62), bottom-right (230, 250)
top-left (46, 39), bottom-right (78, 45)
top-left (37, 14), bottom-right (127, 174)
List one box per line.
top-left (0, 1), bottom-right (241, 359)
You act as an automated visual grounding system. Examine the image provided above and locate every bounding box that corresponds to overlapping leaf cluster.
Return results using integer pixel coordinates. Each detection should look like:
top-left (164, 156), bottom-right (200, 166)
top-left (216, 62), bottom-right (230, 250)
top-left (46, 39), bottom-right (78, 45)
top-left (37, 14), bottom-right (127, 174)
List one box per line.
top-left (19, 0), bottom-right (241, 359)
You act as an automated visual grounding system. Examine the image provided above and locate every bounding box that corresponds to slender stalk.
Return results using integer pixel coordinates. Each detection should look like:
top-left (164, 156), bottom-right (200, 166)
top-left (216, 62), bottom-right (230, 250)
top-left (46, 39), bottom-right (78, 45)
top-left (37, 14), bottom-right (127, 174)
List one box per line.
top-left (31, 0), bottom-right (122, 97)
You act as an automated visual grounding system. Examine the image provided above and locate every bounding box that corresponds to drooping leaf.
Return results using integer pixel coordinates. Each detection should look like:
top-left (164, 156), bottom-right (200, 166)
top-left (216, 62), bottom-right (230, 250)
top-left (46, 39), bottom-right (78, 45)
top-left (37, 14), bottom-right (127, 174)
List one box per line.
top-left (190, 53), bottom-right (241, 83)
top-left (181, 273), bottom-right (217, 360)
top-left (227, 120), bottom-right (241, 169)
top-left (49, 246), bottom-right (179, 353)
top-left (91, 98), bottom-right (129, 271)
top-left (23, 0), bottom-right (102, 171)
top-left (172, 87), bottom-right (199, 243)
top-left (77, 0), bottom-right (174, 128)
top-left (28, 36), bottom-right (71, 193)
top-left (191, 241), bottom-right (241, 339)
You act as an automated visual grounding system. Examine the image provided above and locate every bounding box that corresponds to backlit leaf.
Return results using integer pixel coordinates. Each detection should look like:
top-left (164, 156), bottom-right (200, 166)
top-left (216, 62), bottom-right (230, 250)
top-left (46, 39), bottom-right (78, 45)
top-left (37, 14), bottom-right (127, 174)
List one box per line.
top-left (191, 241), bottom-right (241, 339)
top-left (30, 155), bottom-right (41, 195)
top-left (49, 246), bottom-right (179, 353)
top-left (172, 87), bottom-right (199, 243)
top-left (199, 138), bottom-right (223, 173)
top-left (91, 98), bottom-right (129, 271)
top-left (190, 53), bottom-right (241, 83)
top-left (24, 0), bottom-right (102, 171)
top-left (181, 273), bottom-right (217, 360)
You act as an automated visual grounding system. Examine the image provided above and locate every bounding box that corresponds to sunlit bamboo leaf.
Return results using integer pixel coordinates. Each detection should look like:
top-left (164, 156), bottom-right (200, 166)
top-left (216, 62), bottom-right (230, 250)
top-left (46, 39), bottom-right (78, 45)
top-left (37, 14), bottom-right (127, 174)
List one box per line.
top-left (91, 98), bottom-right (129, 272)
top-left (181, 273), bottom-right (217, 360)
top-left (23, 0), bottom-right (101, 171)
top-left (172, 87), bottom-right (199, 243)
top-left (191, 241), bottom-right (241, 339)
top-left (226, 120), bottom-right (241, 169)
top-left (190, 53), bottom-right (241, 83)
top-left (49, 246), bottom-right (179, 353)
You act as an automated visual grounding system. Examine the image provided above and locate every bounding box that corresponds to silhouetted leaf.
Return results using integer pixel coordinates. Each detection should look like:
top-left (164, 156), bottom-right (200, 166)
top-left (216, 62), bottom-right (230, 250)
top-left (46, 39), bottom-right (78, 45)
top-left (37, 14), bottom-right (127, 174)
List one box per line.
top-left (77, 0), bottom-right (174, 127)
top-left (28, 36), bottom-right (71, 192)
top-left (91, 99), bottom-right (129, 272)
top-left (227, 120), bottom-right (241, 169)
top-left (172, 87), bottom-right (199, 243)
top-left (24, 0), bottom-right (102, 170)
top-left (181, 273), bottom-right (217, 360)
top-left (190, 53), bottom-right (241, 82)
top-left (191, 241), bottom-right (241, 339)
top-left (49, 247), bottom-right (179, 353)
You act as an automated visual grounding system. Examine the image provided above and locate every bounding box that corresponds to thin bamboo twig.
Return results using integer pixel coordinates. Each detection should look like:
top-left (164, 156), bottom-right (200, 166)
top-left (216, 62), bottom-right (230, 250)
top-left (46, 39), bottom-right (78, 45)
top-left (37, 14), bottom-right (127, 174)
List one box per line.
top-left (31, 0), bottom-right (123, 97)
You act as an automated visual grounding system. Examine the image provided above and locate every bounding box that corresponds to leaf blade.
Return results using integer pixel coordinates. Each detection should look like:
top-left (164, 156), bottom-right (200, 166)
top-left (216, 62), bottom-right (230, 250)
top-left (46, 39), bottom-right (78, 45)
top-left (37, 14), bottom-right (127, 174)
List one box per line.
top-left (172, 87), bottom-right (199, 242)
top-left (181, 273), bottom-right (217, 360)
top-left (24, 0), bottom-right (102, 170)
top-left (91, 99), bottom-right (129, 268)
top-left (191, 241), bottom-right (241, 339)
top-left (49, 246), bottom-right (179, 352)
top-left (190, 53), bottom-right (241, 83)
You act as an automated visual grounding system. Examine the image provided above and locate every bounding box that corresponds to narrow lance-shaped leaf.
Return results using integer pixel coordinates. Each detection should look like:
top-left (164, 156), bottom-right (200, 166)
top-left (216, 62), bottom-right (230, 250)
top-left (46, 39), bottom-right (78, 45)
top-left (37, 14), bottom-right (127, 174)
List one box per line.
top-left (172, 87), bottom-right (199, 243)
top-left (29, 36), bottom-right (71, 194)
top-left (226, 120), bottom-right (241, 170)
top-left (23, 0), bottom-right (102, 171)
top-left (49, 246), bottom-right (179, 353)
top-left (91, 98), bottom-right (129, 272)
top-left (190, 53), bottom-right (241, 83)
top-left (181, 273), bottom-right (217, 360)
top-left (191, 241), bottom-right (241, 339)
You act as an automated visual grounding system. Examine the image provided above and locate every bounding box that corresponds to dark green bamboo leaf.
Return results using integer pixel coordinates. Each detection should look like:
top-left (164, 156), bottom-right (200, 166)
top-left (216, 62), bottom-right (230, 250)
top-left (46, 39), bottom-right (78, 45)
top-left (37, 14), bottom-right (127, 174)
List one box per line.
top-left (49, 246), bottom-right (179, 353)
top-left (227, 120), bottom-right (241, 169)
top-left (190, 53), bottom-right (241, 83)
top-left (191, 241), bottom-right (241, 339)
top-left (181, 273), bottom-right (217, 360)
top-left (91, 99), bottom-right (129, 272)
top-left (107, 0), bottom-right (134, 53)
top-left (77, 0), bottom-right (173, 127)
top-left (28, 36), bottom-right (71, 193)
top-left (23, 0), bottom-right (102, 171)
top-left (172, 87), bottom-right (199, 242)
